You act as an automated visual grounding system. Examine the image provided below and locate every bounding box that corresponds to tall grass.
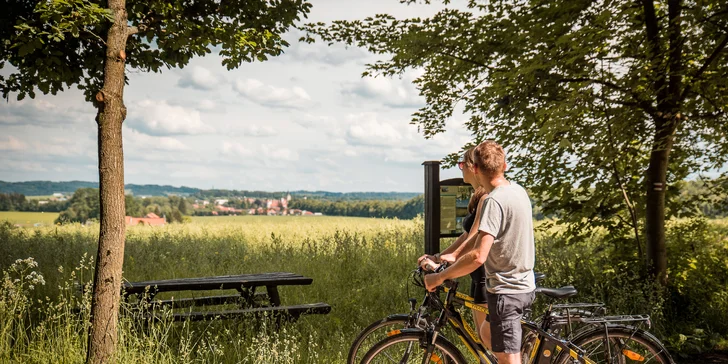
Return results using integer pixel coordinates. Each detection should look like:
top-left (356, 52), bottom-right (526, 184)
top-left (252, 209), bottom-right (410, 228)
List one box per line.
top-left (1, 216), bottom-right (727, 362)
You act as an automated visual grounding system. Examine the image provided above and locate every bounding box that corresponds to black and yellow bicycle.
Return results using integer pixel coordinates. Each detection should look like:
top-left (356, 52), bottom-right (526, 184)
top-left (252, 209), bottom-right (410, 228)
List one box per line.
top-left (355, 267), bottom-right (674, 364)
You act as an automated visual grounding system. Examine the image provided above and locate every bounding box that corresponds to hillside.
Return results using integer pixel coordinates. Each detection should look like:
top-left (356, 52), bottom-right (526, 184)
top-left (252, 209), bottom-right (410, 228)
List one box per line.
top-left (0, 181), bottom-right (420, 201)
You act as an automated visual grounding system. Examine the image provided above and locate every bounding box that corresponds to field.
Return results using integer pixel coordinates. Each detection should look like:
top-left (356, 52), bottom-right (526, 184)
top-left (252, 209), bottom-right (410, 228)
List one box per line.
top-left (24, 195), bottom-right (56, 200)
top-left (1, 214), bottom-right (727, 363)
top-left (0, 211), bottom-right (59, 227)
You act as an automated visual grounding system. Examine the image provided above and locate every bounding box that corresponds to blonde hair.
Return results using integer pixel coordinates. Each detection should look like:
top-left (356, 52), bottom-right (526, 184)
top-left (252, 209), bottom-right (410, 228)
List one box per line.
top-left (468, 187), bottom-right (487, 214)
top-left (463, 147), bottom-right (476, 168)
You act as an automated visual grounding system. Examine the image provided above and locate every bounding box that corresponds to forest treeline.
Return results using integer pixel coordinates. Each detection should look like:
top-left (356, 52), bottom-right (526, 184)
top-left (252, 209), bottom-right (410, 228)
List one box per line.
top-left (1, 179), bottom-right (726, 221)
top-left (0, 181), bottom-right (419, 201)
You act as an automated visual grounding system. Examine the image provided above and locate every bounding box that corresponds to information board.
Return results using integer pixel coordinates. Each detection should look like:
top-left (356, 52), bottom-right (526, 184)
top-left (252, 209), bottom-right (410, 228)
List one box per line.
top-left (439, 185), bottom-right (474, 236)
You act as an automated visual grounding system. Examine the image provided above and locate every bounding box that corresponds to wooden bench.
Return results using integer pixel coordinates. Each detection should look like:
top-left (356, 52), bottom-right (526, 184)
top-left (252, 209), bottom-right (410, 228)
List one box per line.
top-left (120, 272), bottom-right (330, 324)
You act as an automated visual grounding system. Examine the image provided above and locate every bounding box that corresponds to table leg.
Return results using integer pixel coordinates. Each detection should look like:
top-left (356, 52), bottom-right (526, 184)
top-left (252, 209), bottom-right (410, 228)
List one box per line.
top-left (236, 287), bottom-right (255, 308)
top-left (266, 286), bottom-right (281, 307)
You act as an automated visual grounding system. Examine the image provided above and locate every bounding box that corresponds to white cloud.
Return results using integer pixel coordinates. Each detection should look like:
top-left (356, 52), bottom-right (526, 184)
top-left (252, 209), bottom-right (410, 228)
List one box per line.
top-left (282, 30), bottom-right (370, 66)
top-left (124, 127), bottom-right (189, 152)
top-left (0, 160), bottom-right (47, 172)
top-left (178, 66), bottom-right (219, 90)
top-left (37, 137), bottom-right (91, 158)
top-left (197, 99), bottom-right (217, 111)
top-left (222, 141), bottom-right (255, 158)
top-left (221, 141), bottom-right (298, 162)
top-left (264, 146), bottom-right (299, 161)
top-left (126, 100), bottom-right (214, 136)
top-left (233, 79), bottom-right (312, 110)
top-left (344, 113), bottom-right (415, 147)
top-left (245, 125), bottom-right (277, 137)
top-left (0, 136), bottom-right (27, 151)
top-left (0, 97), bottom-right (93, 126)
top-left (341, 70), bottom-right (425, 108)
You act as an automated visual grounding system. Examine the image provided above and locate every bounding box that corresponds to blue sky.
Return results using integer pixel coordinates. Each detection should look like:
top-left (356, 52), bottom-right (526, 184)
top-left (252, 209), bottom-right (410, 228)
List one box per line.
top-left (0, 0), bottom-right (473, 193)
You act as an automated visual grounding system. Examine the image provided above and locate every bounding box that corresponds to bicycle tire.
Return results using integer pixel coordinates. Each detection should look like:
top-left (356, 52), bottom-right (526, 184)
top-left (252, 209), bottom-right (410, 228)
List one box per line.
top-left (360, 331), bottom-right (468, 364)
top-left (554, 325), bottom-right (674, 364)
top-left (348, 314), bottom-right (411, 364)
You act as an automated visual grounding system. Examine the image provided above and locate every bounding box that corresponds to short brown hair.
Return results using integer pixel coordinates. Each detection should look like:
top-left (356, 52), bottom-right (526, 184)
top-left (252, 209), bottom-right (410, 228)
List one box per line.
top-left (473, 140), bottom-right (506, 175)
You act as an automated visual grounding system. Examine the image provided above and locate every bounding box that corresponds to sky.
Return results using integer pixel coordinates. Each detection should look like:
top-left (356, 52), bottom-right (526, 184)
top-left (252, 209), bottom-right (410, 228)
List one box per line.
top-left (0, 0), bottom-right (476, 193)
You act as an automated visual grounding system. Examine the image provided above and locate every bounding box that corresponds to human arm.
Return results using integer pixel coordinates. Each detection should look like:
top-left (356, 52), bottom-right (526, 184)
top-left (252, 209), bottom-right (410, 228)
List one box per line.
top-left (417, 218), bottom-right (470, 266)
top-left (424, 231), bottom-right (494, 291)
top-left (439, 194), bottom-right (488, 263)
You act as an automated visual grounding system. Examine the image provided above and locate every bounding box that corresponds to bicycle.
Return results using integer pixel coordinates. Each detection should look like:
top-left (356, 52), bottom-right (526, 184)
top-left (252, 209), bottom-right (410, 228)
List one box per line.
top-left (348, 268), bottom-right (600, 364)
top-left (358, 269), bottom-right (675, 364)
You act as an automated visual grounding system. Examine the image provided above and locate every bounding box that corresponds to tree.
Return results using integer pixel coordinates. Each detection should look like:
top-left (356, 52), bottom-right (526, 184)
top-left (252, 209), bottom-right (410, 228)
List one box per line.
top-left (56, 188), bottom-right (101, 224)
top-left (304, 0), bottom-right (728, 283)
top-left (2, 0), bottom-right (311, 361)
top-left (177, 198), bottom-right (188, 215)
top-left (124, 194), bottom-right (143, 217)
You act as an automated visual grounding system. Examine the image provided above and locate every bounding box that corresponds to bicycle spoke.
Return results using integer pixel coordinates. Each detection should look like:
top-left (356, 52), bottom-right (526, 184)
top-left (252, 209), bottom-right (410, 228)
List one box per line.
top-left (381, 351), bottom-right (397, 363)
top-left (569, 329), bottom-right (671, 364)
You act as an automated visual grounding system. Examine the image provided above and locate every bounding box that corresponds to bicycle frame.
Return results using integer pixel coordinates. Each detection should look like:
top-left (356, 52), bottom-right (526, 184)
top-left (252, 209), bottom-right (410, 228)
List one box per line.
top-left (409, 282), bottom-right (600, 364)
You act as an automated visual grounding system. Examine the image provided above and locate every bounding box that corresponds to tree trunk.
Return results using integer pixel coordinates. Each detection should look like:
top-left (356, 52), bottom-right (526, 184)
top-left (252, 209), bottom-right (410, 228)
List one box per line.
top-left (644, 117), bottom-right (676, 285)
top-left (86, 0), bottom-right (129, 362)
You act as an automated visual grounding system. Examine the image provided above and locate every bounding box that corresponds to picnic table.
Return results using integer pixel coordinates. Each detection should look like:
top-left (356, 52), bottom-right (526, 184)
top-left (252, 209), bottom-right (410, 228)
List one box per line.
top-left (122, 272), bottom-right (331, 322)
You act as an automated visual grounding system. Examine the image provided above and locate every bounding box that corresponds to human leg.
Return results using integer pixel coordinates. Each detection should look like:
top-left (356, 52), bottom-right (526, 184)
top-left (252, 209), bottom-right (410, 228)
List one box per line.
top-left (486, 291), bottom-right (535, 364)
top-left (470, 266), bottom-right (490, 349)
top-left (473, 307), bottom-right (491, 350)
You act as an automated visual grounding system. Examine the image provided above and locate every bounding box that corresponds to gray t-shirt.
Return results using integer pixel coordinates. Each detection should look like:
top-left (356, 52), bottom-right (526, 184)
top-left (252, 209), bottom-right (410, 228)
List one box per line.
top-left (478, 182), bottom-right (536, 294)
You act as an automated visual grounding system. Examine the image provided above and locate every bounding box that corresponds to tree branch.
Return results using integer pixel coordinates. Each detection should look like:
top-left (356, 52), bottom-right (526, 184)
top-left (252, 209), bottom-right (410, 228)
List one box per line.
top-left (127, 26), bottom-right (139, 36)
top-left (435, 49), bottom-right (493, 70)
top-left (680, 33), bottom-right (728, 100)
top-left (85, 28), bottom-right (107, 45)
top-left (558, 77), bottom-right (657, 115)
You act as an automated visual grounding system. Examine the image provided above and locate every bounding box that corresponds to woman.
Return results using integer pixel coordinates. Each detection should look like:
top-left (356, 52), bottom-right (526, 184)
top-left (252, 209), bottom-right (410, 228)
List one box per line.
top-left (418, 147), bottom-right (491, 347)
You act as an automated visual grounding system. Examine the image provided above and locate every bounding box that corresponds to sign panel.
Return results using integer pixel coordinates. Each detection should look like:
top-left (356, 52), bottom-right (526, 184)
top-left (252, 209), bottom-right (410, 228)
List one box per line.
top-left (439, 185), bottom-right (474, 236)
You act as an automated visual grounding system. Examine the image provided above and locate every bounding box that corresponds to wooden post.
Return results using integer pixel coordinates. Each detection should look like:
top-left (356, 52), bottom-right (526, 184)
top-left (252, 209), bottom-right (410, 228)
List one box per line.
top-left (423, 161), bottom-right (441, 255)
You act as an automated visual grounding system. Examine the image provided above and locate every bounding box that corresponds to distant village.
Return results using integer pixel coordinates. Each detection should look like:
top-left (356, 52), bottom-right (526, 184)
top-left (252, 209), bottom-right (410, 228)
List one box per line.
top-left (191, 194), bottom-right (322, 217)
top-left (31, 192), bottom-right (323, 227)
top-left (126, 194), bottom-right (322, 227)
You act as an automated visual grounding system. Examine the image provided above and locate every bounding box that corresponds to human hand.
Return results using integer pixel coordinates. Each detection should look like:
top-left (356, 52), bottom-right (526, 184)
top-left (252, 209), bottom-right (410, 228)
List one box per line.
top-left (419, 258), bottom-right (440, 272)
top-left (439, 253), bottom-right (456, 264)
top-left (424, 273), bottom-right (444, 292)
top-left (417, 254), bottom-right (438, 265)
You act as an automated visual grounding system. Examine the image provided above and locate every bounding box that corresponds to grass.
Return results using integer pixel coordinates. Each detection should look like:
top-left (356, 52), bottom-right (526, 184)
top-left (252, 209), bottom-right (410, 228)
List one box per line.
top-left (0, 216), bottom-right (426, 363)
top-left (0, 211), bottom-right (59, 227)
top-left (0, 215), bottom-right (727, 363)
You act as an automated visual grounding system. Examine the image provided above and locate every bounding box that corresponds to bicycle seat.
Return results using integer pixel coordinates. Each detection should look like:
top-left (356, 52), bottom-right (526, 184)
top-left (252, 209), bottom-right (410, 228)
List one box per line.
top-left (535, 285), bottom-right (577, 299)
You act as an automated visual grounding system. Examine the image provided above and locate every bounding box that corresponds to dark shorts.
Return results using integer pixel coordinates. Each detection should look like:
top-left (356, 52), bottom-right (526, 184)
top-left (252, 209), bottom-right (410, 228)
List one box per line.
top-left (486, 291), bottom-right (535, 354)
top-left (469, 265), bottom-right (488, 304)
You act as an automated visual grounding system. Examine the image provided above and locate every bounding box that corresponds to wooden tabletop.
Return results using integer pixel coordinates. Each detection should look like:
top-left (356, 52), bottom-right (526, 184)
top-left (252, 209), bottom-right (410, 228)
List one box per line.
top-left (123, 272), bottom-right (313, 295)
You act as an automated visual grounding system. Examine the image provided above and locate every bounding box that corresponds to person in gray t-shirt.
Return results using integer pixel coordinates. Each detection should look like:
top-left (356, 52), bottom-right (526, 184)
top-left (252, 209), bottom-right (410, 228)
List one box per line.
top-left (425, 140), bottom-right (535, 364)
top-left (479, 183), bottom-right (536, 294)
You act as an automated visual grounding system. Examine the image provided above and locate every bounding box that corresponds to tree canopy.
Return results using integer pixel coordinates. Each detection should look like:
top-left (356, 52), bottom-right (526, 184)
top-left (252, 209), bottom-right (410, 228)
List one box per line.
top-left (304, 0), bottom-right (728, 280)
top-left (2, 0), bottom-right (311, 102)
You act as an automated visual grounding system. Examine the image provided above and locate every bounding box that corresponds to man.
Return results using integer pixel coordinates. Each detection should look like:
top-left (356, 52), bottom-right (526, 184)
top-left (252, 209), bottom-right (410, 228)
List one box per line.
top-left (424, 140), bottom-right (536, 364)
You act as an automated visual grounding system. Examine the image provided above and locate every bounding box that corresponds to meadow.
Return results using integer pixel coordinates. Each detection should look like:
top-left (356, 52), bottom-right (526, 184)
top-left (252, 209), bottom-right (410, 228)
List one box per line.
top-left (0, 211), bottom-right (59, 227)
top-left (1, 213), bottom-right (727, 363)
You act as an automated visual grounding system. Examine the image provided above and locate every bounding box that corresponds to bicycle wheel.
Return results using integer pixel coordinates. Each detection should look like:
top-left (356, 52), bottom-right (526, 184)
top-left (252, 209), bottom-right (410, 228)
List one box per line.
top-left (360, 331), bottom-right (467, 364)
top-left (348, 315), bottom-right (410, 364)
top-left (555, 325), bottom-right (674, 364)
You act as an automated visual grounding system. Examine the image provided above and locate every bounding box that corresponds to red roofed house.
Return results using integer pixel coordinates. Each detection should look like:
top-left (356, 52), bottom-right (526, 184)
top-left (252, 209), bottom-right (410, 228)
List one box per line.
top-left (125, 212), bottom-right (166, 226)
